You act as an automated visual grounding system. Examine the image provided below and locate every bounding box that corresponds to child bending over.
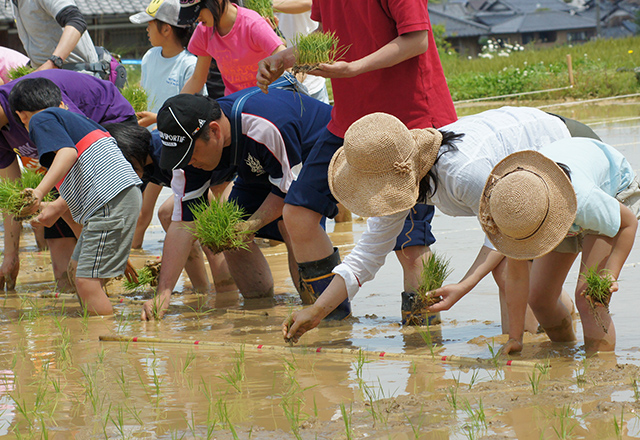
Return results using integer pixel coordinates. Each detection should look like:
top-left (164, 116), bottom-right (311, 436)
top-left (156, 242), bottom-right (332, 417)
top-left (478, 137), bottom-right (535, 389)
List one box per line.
top-left (9, 78), bottom-right (142, 315)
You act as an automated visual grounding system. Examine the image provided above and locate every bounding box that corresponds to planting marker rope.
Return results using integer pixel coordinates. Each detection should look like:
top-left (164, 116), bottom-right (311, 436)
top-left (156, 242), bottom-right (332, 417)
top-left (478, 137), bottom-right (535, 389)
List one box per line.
top-left (98, 334), bottom-right (541, 368)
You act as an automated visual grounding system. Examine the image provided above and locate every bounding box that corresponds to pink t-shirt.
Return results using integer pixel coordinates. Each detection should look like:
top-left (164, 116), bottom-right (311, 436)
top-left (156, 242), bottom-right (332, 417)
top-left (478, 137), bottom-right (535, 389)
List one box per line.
top-left (311, 0), bottom-right (457, 137)
top-left (0, 47), bottom-right (29, 83)
top-left (188, 5), bottom-right (283, 95)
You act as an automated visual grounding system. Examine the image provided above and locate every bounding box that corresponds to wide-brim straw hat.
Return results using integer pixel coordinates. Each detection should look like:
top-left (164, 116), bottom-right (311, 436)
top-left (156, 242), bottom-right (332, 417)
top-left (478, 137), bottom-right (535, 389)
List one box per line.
top-left (328, 113), bottom-right (442, 217)
top-left (478, 150), bottom-right (577, 260)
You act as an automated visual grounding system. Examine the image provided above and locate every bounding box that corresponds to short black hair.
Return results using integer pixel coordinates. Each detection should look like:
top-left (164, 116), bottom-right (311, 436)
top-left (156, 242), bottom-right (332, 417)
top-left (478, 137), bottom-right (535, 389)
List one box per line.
top-left (103, 122), bottom-right (152, 170)
top-left (194, 97), bottom-right (223, 143)
top-left (8, 78), bottom-right (63, 113)
top-left (154, 20), bottom-right (196, 48)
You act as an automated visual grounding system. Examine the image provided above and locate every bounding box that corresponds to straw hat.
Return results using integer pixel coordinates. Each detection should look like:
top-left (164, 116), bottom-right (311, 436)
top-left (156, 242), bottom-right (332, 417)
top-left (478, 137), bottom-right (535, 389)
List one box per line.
top-left (328, 113), bottom-right (442, 217)
top-left (478, 150), bottom-right (577, 260)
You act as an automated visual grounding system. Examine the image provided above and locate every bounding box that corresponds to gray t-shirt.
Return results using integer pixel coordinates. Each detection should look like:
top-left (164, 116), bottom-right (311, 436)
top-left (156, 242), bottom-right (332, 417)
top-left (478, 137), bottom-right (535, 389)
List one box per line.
top-left (11, 0), bottom-right (98, 68)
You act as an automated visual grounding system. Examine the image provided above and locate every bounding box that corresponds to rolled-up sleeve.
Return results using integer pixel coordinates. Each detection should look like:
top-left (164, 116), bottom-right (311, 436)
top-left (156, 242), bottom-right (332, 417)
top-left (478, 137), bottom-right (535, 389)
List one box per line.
top-left (333, 210), bottom-right (409, 300)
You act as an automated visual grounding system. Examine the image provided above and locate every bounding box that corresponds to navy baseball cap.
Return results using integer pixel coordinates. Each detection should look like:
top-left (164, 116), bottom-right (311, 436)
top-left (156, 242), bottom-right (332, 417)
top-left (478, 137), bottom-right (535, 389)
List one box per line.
top-left (157, 94), bottom-right (213, 170)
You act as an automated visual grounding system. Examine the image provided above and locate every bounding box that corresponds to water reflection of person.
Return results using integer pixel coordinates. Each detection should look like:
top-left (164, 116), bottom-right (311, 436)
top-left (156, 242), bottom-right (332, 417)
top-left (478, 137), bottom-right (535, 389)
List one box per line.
top-left (283, 108), bottom-right (601, 345)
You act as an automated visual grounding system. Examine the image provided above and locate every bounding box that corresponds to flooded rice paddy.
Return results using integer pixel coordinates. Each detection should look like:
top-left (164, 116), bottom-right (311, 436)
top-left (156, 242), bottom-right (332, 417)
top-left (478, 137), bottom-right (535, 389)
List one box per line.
top-left (1, 99), bottom-right (640, 439)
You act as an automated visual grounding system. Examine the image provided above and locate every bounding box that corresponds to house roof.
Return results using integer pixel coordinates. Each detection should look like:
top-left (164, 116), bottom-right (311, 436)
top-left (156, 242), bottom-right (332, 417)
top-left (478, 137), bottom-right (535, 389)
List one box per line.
top-left (491, 10), bottom-right (596, 33)
top-left (429, 9), bottom-right (491, 37)
top-left (1, 0), bottom-right (148, 24)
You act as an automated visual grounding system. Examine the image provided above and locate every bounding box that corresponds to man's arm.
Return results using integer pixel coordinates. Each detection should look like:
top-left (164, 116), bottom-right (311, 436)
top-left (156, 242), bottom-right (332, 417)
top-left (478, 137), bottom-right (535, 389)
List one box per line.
top-left (273, 0), bottom-right (312, 14)
top-left (242, 192), bottom-right (285, 233)
top-left (37, 5), bottom-right (88, 71)
top-left (311, 30), bottom-right (428, 79)
top-left (141, 220), bottom-right (197, 320)
top-left (0, 158), bottom-right (23, 290)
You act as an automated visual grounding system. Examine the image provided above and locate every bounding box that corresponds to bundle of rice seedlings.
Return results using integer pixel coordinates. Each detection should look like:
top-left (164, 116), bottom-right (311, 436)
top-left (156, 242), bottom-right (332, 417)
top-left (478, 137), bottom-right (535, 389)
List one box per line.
top-left (0, 170), bottom-right (54, 219)
top-left (292, 31), bottom-right (349, 74)
top-left (189, 199), bottom-right (255, 254)
top-left (583, 266), bottom-right (614, 333)
top-left (123, 260), bottom-right (161, 292)
top-left (120, 84), bottom-right (148, 113)
top-left (415, 253), bottom-right (452, 310)
top-left (244, 0), bottom-right (276, 27)
top-left (6, 65), bottom-right (34, 81)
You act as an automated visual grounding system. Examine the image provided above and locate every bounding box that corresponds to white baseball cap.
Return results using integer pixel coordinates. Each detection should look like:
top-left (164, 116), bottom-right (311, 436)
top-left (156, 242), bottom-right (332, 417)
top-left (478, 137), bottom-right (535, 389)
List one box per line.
top-left (130, 0), bottom-right (186, 27)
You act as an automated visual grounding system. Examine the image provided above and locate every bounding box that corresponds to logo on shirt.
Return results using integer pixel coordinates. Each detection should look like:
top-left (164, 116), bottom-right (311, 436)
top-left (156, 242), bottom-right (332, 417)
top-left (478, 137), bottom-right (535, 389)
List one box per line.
top-left (245, 154), bottom-right (265, 176)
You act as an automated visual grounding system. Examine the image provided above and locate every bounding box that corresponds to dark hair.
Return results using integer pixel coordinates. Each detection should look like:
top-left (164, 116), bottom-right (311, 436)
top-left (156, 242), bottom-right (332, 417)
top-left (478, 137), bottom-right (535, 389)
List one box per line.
top-left (556, 162), bottom-right (572, 181)
top-left (417, 130), bottom-right (464, 203)
top-left (201, 0), bottom-right (230, 29)
top-left (194, 97), bottom-right (223, 142)
top-left (155, 20), bottom-right (196, 48)
top-left (103, 122), bottom-right (151, 171)
top-left (8, 78), bottom-right (63, 113)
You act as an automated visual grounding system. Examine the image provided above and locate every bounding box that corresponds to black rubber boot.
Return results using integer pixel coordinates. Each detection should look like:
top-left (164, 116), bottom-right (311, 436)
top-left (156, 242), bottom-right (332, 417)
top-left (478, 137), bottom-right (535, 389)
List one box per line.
top-left (298, 247), bottom-right (351, 320)
top-left (401, 291), bottom-right (441, 326)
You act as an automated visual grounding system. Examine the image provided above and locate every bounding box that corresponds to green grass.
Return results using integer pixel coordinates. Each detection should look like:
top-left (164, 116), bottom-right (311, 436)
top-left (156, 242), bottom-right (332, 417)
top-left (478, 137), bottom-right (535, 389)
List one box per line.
top-left (584, 266), bottom-right (613, 308)
top-left (441, 36), bottom-right (640, 101)
top-left (120, 83), bottom-right (148, 113)
top-left (416, 253), bottom-right (452, 301)
top-left (244, 0), bottom-right (275, 25)
top-left (0, 170), bottom-right (54, 218)
top-left (6, 65), bottom-right (34, 81)
top-left (292, 31), bottom-right (349, 73)
top-left (188, 199), bottom-right (255, 254)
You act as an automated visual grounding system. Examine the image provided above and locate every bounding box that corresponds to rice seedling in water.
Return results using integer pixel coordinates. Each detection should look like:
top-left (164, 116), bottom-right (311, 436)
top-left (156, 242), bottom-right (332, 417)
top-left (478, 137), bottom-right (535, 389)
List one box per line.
top-left (6, 65), bottom-right (34, 81)
top-left (123, 261), bottom-right (161, 291)
top-left (583, 266), bottom-right (614, 332)
top-left (189, 199), bottom-right (255, 254)
top-left (292, 31), bottom-right (349, 74)
top-left (403, 253), bottom-right (451, 325)
top-left (0, 170), bottom-right (54, 219)
top-left (120, 84), bottom-right (148, 113)
top-left (244, 0), bottom-right (275, 27)
top-left (340, 402), bottom-right (353, 440)
top-left (614, 409), bottom-right (624, 439)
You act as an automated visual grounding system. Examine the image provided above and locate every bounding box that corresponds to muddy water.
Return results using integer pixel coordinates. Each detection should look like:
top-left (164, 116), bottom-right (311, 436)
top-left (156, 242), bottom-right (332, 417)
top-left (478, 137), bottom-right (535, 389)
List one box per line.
top-left (1, 100), bottom-right (640, 439)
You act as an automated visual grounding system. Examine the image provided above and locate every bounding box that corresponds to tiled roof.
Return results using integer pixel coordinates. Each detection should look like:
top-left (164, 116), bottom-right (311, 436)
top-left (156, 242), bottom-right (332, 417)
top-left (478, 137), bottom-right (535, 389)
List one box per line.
top-left (429, 9), bottom-right (491, 37)
top-left (491, 10), bottom-right (597, 33)
top-left (1, 0), bottom-right (149, 23)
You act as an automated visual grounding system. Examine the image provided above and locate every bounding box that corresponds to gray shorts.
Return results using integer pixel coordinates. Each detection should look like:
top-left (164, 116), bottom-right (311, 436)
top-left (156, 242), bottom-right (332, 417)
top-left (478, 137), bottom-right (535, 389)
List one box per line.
top-left (72, 186), bottom-right (142, 278)
top-left (555, 175), bottom-right (640, 253)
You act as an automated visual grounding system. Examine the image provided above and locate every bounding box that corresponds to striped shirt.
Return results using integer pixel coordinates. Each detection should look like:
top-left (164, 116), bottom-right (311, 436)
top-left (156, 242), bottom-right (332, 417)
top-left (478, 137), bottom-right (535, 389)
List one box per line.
top-left (29, 108), bottom-right (141, 224)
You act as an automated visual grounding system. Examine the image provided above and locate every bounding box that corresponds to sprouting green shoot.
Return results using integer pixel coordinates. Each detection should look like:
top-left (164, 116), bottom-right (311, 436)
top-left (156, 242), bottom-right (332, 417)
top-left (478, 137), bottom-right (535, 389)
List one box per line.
top-left (0, 170), bottom-right (54, 218)
top-left (120, 84), bottom-right (148, 113)
top-left (584, 266), bottom-right (613, 308)
top-left (189, 199), bottom-right (255, 254)
top-left (292, 31), bottom-right (349, 73)
top-left (244, 0), bottom-right (275, 25)
top-left (417, 253), bottom-right (452, 300)
top-left (7, 65), bottom-right (34, 81)
top-left (123, 264), bottom-right (159, 292)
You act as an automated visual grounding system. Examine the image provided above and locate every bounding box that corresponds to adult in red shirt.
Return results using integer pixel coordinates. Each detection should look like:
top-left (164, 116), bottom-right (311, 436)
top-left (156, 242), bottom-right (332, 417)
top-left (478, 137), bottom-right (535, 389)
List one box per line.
top-left (257, 0), bottom-right (457, 320)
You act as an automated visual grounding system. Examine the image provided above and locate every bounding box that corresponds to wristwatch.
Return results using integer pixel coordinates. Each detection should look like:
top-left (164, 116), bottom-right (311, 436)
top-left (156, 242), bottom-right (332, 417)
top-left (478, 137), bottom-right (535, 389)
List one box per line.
top-left (48, 55), bottom-right (64, 68)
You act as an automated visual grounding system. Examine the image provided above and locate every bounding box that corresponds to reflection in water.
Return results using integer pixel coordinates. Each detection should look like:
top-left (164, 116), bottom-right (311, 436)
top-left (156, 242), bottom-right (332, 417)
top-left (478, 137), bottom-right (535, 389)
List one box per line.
top-left (0, 102), bottom-right (639, 438)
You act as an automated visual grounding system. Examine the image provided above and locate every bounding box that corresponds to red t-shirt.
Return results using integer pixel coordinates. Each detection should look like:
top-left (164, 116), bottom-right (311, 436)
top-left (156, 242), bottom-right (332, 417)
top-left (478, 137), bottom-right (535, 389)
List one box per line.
top-left (311, 0), bottom-right (457, 137)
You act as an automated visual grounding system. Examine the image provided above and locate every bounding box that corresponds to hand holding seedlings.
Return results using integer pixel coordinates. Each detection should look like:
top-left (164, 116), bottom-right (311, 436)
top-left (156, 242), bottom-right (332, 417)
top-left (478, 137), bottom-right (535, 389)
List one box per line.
top-left (15, 188), bottom-right (42, 219)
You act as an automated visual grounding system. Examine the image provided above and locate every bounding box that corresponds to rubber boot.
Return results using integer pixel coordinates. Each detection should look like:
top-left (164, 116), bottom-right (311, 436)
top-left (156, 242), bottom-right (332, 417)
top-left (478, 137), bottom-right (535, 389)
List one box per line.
top-left (298, 247), bottom-right (351, 320)
top-left (401, 291), bottom-right (441, 326)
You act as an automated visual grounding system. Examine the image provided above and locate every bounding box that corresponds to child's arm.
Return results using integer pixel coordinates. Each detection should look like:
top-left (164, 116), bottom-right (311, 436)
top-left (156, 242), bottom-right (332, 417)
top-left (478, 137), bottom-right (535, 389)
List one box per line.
top-left (34, 197), bottom-right (69, 227)
top-left (312, 29), bottom-right (428, 79)
top-left (273, 0), bottom-right (312, 14)
top-left (32, 147), bottom-right (77, 202)
top-left (604, 203), bottom-right (638, 283)
top-left (181, 56), bottom-right (212, 95)
top-left (502, 258), bottom-right (529, 355)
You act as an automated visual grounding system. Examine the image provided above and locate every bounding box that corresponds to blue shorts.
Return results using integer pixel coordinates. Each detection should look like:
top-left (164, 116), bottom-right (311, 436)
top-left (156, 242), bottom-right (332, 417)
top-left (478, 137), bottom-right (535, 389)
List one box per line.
top-left (230, 178), bottom-right (328, 242)
top-left (284, 128), bottom-right (436, 250)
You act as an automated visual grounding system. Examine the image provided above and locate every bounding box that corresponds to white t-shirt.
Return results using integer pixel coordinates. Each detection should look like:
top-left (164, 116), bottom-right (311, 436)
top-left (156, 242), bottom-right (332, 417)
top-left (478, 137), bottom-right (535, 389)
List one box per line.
top-left (334, 106), bottom-right (573, 299)
top-left (141, 47), bottom-right (207, 115)
top-left (274, 10), bottom-right (326, 96)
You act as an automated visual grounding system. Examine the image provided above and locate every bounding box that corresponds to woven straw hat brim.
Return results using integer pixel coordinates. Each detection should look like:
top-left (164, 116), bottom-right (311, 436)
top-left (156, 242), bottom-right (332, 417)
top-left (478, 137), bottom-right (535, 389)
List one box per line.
top-left (329, 147), bottom-right (419, 217)
top-left (478, 150), bottom-right (577, 260)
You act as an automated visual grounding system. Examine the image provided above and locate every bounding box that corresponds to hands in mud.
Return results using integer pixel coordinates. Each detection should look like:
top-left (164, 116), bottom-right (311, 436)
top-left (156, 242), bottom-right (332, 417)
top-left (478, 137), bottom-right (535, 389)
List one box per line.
top-left (499, 338), bottom-right (523, 355)
top-left (141, 293), bottom-right (170, 321)
top-left (282, 306), bottom-right (324, 344)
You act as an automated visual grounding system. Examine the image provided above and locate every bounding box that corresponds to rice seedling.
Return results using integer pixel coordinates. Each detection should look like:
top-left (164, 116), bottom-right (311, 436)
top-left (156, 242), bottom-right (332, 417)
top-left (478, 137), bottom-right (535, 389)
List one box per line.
top-left (446, 385), bottom-right (459, 411)
top-left (120, 84), bottom-right (148, 113)
top-left (6, 65), bottom-right (34, 81)
top-left (583, 266), bottom-right (614, 332)
top-left (243, 0), bottom-right (275, 27)
top-left (189, 199), bottom-right (255, 254)
top-left (632, 377), bottom-right (640, 400)
top-left (528, 367), bottom-right (542, 395)
top-left (218, 346), bottom-right (246, 393)
top-left (614, 409), bottom-right (624, 439)
top-left (416, 325), bottom-right (436, 357)
top-left (403, 253), bottom-right (452, 325)
top-left (217, 398), bottom-right (239, 440)
top-left (0, 170), bottom-right (54, 220)
top-left (292, 31), bottom-right (349, 74)
top-left (122, 260), bottom-right (161, 291)
top-left (552, 404), bottom-right (577, 439)
top-left (405, 408), bottom-right (427, 439)
top-left (340, 402), bottom-right (353, 440)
